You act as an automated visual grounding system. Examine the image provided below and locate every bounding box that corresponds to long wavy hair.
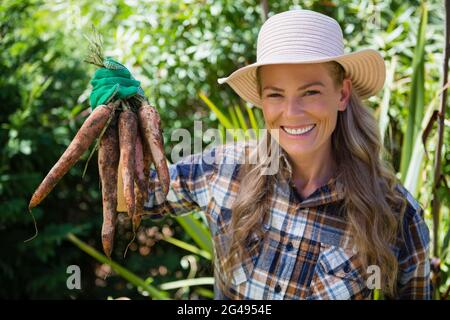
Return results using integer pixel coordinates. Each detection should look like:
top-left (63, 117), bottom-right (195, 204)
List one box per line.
top-left (223, 61), bottom-right (406, 297)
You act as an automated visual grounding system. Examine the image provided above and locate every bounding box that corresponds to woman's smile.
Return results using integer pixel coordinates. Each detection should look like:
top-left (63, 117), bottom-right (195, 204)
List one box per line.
top-left (280, 124), bottom-right (317, 138)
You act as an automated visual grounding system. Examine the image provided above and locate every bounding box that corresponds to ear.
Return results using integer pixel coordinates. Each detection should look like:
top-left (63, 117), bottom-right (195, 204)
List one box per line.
top-left (338, 78), bottom-right (352, 111)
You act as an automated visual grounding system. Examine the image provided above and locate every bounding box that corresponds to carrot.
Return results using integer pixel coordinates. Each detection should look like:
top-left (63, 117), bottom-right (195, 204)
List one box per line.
top-left (142, 134), bottom-right (154, 202)
top-left (133, 134), bottom-right (146, 231)
top-left (98, 117), bottom-right (119, 258)
top-left (134, 134), bottom-right (147, 196)
top-left (118, 108), bottom-right (138, 219)
top-left (132, 132), bottom-right (156, 231)
top-left (28, 102), bottom-right (118, 210)
top-left (138, 103), bottom-right (170, 197)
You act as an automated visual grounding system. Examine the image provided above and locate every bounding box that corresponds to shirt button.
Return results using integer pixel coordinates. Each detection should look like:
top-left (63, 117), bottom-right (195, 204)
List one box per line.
top-left (343, 264), bottom-right (351, 273)
top-left (275, 284), bottom-right (282, 293)
top-left (286, 242), bottom-right (293, 251)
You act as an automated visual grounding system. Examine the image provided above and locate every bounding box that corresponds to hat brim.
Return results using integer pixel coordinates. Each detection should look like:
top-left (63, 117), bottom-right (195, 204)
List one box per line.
top-left (217, 49), bottom-right (385, 108)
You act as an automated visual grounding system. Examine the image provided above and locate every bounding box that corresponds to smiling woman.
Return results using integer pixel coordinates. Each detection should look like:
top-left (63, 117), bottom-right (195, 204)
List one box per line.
top-left (217, 9), bottom-right (430, 300)
top-left (222, 58), bottom-right (415, 298)
top-left (141, 9), bottom-right (431, 300)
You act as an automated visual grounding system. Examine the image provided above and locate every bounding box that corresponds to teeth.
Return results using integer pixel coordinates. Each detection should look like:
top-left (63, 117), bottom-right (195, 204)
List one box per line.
top-left (283, 125), bottom-right (315, 135)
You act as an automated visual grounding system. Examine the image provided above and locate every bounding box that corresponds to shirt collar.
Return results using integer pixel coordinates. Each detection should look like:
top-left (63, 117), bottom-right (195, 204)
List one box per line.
top-left (294, 175), bottom-right (345, 208)
top-left (278, 149), bottom-right (345, 208)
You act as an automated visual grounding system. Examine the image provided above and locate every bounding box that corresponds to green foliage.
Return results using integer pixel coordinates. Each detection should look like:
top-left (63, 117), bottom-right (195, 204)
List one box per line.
top-left (400, 2), bottom-right (427, 181)
top-left (67, 233), bottom-right (170, 299)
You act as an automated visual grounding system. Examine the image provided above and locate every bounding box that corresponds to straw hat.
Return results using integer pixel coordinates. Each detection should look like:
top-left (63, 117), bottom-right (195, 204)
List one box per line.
top-left (217, 9), bottom-right (386, 107)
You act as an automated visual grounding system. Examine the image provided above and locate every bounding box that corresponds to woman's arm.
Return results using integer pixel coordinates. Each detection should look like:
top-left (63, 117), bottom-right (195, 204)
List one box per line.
top-left (142, 145), bottom-right (219, 218)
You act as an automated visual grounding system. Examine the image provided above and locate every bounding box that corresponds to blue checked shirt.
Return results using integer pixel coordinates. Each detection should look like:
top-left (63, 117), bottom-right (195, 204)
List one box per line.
top-left (144, 141), bottom-right (431, 300)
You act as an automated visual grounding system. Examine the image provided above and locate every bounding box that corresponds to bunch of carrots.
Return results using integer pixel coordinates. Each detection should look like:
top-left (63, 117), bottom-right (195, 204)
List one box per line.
top-left (28, 29), bottom-right (170, 258)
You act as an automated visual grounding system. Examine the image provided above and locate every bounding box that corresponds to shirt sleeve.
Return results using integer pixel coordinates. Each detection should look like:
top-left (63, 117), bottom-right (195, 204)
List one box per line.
top-left (396, 204), bottom-right (431, 300)
top-left (142, 145), bottom-right (219, 218)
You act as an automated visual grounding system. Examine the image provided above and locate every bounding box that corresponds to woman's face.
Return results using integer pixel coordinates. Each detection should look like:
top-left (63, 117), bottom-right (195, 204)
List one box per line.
top-left (260, 63), bottom-right (351, 159)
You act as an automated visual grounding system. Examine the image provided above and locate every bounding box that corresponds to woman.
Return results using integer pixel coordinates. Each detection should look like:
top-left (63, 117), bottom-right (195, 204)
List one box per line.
top-left (90, 9), bottom-right (430, 300)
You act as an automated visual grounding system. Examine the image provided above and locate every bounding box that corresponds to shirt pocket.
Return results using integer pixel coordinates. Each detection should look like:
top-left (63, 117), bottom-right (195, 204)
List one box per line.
top-left (307, 243), bottom-right (370, 300)
top-left (231, 230), bottom-right (263, 286)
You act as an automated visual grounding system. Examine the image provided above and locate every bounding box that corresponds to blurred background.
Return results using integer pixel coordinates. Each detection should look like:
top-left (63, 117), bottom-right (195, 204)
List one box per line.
top-left (0, 0), bottom-right (449, 300)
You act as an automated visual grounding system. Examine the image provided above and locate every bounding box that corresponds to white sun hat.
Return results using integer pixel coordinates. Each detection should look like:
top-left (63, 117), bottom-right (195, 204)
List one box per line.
top-left (217, 9), bottom-right (386, 108)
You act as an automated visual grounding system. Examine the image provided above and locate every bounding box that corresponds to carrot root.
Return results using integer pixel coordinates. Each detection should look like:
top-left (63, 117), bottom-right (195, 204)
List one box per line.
top-left (138, 103), bottom-right (170, 198)
top-left (28, 101), bottom-right (119, 210)
top-left (133, 134), bottom-right (146, 232)
top-left (98, 114), bottom-right (120, 258)
top-left (118, 108), bottom-right (138, 219)
top-left (23, 208), bottom-right (39, 243)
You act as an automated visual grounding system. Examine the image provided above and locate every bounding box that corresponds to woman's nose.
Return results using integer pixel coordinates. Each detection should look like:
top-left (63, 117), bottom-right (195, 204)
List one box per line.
top-left (285, 97), bottom-right (305, 116)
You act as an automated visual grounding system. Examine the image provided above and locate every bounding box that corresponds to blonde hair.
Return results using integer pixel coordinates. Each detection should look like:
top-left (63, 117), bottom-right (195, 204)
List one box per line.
top-left (223, 62), bottom-right (406, 297)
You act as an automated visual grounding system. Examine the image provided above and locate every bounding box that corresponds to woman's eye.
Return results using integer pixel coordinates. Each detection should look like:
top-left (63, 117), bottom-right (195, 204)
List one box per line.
top-left (267, 93), bottom-right (282, 98)
top-left (304, 90), bottom-right (319, 96)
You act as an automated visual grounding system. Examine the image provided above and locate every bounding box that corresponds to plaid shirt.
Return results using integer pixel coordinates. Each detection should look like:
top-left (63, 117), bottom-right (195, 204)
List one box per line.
top-left (144, 141), bottom-right (431, 300)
